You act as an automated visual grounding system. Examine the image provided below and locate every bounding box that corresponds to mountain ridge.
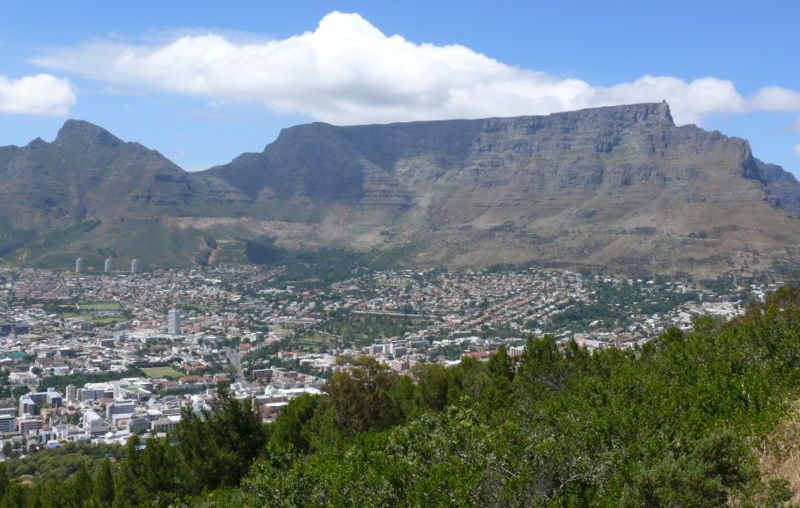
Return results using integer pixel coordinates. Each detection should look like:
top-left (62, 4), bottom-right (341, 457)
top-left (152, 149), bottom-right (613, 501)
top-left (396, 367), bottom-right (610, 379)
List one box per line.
top-left (2, 102), bottom-right (799, 278)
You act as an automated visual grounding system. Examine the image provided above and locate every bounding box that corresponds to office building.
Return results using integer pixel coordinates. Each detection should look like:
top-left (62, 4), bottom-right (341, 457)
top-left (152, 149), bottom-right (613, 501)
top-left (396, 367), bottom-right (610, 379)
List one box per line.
top-left (18, 395), bottom-right (36, 417)
top-left (106, 400), bottom-right (136, 420)
top-left (131, 258), bottom-right (140, 274)
top-left (0, 415), bottom-right (14, 433)
top-left (18, 419), bottom-right (43, 434)
top-left (75, 257), bottom-right (84, 274)
top-left (77, 388), bottom-right (105, 402)
top-left (21, 389), bottom-right (63, 416)
top-left (104, 258), bottom-right (112, 273)
top-left (168, 309), bottom-right (181, 335)
top-left (82, 410), bottom-right (108, 435)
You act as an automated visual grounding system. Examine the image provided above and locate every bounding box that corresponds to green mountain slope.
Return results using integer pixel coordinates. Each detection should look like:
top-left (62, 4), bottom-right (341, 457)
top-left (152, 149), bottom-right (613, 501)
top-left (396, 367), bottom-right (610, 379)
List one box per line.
top-left (0, 120), bottom-right (248, 269)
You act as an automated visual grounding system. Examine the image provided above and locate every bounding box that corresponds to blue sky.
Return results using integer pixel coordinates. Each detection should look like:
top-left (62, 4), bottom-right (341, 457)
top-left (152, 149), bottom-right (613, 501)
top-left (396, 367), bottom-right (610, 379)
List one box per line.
top-left (0, 0), bottom-right (798, 173)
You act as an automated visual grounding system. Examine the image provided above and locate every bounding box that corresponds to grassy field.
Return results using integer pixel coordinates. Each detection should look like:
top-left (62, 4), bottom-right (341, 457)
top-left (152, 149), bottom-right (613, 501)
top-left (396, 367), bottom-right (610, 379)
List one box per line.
top-left (293, 333), bottom-right (336, 352)
top-left (58, 304), bottom-right (128, 326)
top-left (78, 301), bottom-right (123, 311)
top-left (141, 367), bottom-right (182, 379)
top-left (295, 334), bottom-right (334, 345)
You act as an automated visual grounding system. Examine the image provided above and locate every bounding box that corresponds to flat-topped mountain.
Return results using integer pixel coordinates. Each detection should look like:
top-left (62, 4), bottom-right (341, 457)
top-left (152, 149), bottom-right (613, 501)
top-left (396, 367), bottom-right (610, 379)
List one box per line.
top-left (2, 103), bottom-right (799, 277)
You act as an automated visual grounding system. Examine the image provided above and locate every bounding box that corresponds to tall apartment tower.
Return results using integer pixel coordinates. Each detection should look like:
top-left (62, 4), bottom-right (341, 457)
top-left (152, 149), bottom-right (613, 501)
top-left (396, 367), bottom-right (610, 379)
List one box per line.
top-left (131, 259), bottom-right (140, 274)
top-left (75, 258), bottom-right (84, 274)
top-left (65, 384), bottom-right (77, 403)
top-left (167, 309), bottom-right (181, 335)
top-left (104, 258), bottom-right (112, 273)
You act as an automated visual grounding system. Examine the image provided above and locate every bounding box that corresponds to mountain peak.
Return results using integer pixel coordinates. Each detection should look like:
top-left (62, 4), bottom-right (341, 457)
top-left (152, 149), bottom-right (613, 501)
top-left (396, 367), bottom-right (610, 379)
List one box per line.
top-left (629, 100), bottom-right (674, 126)
top-left (55, 119), bottom-right (123, 148)
top-left (25, 137), bottom-right (48, 149)
top-left (654, 100), bottom-right (673, 124)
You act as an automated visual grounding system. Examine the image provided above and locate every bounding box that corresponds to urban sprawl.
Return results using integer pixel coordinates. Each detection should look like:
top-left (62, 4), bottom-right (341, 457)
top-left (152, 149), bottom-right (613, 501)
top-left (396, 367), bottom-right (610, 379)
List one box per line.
top-left (0, 261), bottom-right (768, 456)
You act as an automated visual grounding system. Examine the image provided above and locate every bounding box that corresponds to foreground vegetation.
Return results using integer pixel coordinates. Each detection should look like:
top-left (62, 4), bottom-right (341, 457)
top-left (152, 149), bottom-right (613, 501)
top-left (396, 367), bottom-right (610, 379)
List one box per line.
top-left (6, 289), bottom-right (800, 506)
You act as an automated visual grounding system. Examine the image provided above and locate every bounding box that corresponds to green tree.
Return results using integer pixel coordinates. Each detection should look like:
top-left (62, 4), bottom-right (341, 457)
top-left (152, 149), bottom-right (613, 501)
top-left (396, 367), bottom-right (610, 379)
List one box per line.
top-left (0, 463), bottom-right (8, 501)
top-left (93, 458), bottom-right (115, 507)
top-left (0, 482), bottom-right (25, 508)
top-left (11, 385), bottom-right (29, 399)
top-left (487, 345), bottom-right (514, 381)
top-left (414, 364), bottom-right (451, 411)
top-left (171, 386), bottom-right (268, 494)
top-left (113, 435), bottom-right (146, 508)
top-left (325, 357), bottom-right (402, 435)
top-left (268, 394), bottom-right (319, 457)
top-left (66, 465), bottom-right (93, 507)
top-left (139, 437), bottom-right (179, 506)
top-left (515, 335), bottom-right (570, 396)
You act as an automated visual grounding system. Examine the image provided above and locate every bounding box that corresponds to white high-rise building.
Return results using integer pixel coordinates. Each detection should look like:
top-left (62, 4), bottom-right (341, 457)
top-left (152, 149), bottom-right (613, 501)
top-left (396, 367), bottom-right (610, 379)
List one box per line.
top-left (167, 309), bottom-right (181, 335)
top-left (75, 258), bottom-right (84, 274)
top-left (65, 384), bottom-right (77, 403)
top-left (131, 259), bottom-right (140, 274)
top-left (104, 258), bottom-right (112, 273)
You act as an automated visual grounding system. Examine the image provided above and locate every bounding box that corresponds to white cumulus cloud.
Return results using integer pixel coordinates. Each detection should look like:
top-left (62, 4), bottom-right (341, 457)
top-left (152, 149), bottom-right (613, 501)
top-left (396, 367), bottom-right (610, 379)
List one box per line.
top-left (30, 12), bottom-right (799, 126)
top-left (0, 73), bottom-right (76, 115)
top-left (750, 87), bottom-right (800, 112)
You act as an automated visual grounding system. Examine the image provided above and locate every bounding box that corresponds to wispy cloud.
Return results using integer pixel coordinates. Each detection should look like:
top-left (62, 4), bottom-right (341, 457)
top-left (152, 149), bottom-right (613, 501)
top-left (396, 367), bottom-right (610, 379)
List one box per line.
top-left (32, 11), bottom-right (800, 126)
top-left (0, 73), bottom-right (75, 115)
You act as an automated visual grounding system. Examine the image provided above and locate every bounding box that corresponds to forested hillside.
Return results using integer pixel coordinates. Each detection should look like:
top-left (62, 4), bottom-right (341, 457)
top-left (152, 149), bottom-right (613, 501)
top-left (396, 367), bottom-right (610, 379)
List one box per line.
top-left (5, 290), bottom-right (800, 506)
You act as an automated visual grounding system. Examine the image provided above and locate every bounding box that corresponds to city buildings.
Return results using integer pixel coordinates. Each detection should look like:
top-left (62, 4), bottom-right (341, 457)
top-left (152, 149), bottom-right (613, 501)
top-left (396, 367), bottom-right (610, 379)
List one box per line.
top-left (0, 263), bottom-right (762, 456)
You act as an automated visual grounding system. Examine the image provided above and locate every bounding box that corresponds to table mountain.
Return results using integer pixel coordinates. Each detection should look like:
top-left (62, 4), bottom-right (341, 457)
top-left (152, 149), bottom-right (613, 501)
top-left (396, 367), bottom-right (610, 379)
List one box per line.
top-left (2, 103), bottom-right (799, 277)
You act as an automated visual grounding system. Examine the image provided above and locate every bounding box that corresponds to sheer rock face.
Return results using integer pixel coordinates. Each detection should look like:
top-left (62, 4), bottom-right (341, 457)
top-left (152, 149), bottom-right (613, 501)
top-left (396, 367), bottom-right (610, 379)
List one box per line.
top-left (202, 101), bottom-right (800, 276)
top-left (2, 103), bottom-right (799, 276)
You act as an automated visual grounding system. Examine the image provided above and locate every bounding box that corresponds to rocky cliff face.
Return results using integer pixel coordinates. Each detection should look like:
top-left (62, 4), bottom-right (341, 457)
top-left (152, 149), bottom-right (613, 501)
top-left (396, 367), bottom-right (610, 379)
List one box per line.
top-left (200, 102), bottom-right (800, 277)
top-left (749, 159), bottom-right (800, 218)
top-left (2, 103), bottom-right (799, 276)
